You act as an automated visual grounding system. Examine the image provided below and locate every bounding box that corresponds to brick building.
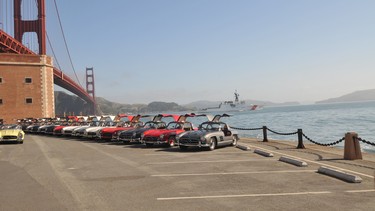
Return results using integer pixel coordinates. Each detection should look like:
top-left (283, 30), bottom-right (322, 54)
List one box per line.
top-left (0, 53), bottom-right (55, 124)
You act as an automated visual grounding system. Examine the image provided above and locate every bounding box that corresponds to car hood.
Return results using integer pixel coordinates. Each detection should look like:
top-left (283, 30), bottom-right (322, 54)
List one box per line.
top-left (45, 125), bottom-right (58, 128)
top-left (121, 127), bottom-right (149, 135)
top-left (38, 125), bottom-right (50, 129)
top-left (73, 126), bottom-right (91, 131)
top-left (63, 126), bottom-right (80, 131)
top-left (180, 130), bottom-right (209, 139)
top-left (144, 129), bottom-right (182, 137)
top-left (54, 126), bottom-right (67, 131)
top-left (85, 126), bottom-right (109, 132)
top-left (0, 129), bottom-right (23, 136)
top-left (101, 127), bottom-right (132, 133)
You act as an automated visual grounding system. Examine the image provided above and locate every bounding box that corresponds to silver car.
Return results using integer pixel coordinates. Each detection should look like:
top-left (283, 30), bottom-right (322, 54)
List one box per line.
top-left (177, 121), bottom-right (239, 151)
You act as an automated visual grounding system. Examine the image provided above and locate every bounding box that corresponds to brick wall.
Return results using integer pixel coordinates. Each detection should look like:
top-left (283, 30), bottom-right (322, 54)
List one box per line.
top-left (0, 54), bottom-right (55, 124)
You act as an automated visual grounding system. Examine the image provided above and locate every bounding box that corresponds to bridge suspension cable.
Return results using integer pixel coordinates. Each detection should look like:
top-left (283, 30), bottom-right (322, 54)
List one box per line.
top-left (46, 32), bottom-right (62, 70)
top-left (52, 0), bottom-right (82, 87)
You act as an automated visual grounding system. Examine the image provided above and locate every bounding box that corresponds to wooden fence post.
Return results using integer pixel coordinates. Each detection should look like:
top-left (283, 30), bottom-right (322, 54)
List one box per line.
top-left (297, 129), bottom-right (305, 149)
top-left (344, 132), bottom-right (362, 160)
top-left (262, 126), bottom-right (268, 142)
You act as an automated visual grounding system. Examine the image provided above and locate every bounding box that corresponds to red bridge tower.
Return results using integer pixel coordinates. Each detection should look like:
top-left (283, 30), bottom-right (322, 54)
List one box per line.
top-left (86, 67), bottom-right (97, 115)
top-left (14, 0), bottom-right (46, 54)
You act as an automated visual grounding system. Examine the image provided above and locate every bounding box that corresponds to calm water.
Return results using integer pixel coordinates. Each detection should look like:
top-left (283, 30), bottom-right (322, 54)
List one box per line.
top-left (193, 101), bottom-right (375, 153)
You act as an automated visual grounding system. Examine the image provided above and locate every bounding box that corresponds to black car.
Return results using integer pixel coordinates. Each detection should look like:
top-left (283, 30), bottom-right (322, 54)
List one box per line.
top-left (117, 121), bottom-right (167, 143)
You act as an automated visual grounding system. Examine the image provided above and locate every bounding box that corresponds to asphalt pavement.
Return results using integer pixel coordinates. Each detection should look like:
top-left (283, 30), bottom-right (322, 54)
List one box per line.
top-left (0, 135), bottom-right (374, 210)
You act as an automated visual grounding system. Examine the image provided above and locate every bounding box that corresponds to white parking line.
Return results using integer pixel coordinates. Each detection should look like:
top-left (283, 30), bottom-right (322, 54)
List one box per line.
top-left (145, 152), bottom-right (250, 156)
top-left (246, 143), bottom-right (375, 179)
top-left (157, 191), bottom-right (332, 201)
top-left (148, 159), bottom-right (277, 165)
top-left (345, 189), bottom-right (375, 193)
top-left (152, 170), bottom-right (316, 177)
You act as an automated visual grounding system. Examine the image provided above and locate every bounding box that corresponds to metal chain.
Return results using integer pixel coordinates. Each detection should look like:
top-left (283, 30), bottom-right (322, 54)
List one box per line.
top-left (267, 128), bottom-right (298, 136)
top-left (303, 133), bottom-right (345, 146)
top-left (230, 126), bottom-right (263, 131)
top-left (230, 125), bottom-right (375, 148)
top-left (357, 137), bottom-right (375, 146)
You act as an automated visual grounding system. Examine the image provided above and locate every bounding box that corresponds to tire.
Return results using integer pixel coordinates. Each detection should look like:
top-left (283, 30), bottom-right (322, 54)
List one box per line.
top-left (179, 145), bottom-right (188, 151)
top-left (232, 136), bottom-right (238, 146)
top-left (17, 133), bottom-right (23, 144)
top-left (168, 136), bottom-right (176, 147)
top-left (209, 138), bottom-right (216, 151)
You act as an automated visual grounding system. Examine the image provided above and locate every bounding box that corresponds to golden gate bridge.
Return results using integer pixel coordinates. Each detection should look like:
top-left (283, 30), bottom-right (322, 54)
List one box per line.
top-left (0, 0), bottom-right (97, 114)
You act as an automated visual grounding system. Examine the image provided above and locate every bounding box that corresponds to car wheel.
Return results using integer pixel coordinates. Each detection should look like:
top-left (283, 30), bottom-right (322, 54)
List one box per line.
top-left (17, 133), bottom-right (23, 144)
top-left (209, 138), bottom-right (216, 151)
top-left (168, 136), bottom-right (176, 147)
top-left (232, 136), bottom-right (238, 146)
top-left (179, 145), bottom-right (188, 151)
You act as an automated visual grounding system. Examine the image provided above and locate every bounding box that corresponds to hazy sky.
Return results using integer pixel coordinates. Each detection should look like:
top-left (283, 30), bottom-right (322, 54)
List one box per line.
top-left (44, 0), bottom-right (375, 104)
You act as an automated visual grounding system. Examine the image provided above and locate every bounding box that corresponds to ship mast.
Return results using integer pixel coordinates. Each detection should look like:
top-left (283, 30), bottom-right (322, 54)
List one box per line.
top-left (234, 90), bottom-right (239, 103)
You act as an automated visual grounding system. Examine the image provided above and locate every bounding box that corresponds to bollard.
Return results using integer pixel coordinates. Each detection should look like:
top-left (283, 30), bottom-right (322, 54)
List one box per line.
top-left (296, 129), bottom-right (305, 149)
top-left (262, 126), bottom-right (268, 142)
top-left (344, 132), bottom-right (362, 160)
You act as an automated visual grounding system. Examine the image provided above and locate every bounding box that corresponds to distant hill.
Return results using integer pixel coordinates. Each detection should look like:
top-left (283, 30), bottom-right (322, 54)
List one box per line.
top-left (316, 89), bottom-right (375, 104)
top-left (55, 91), bottom-right (303, 115)
top-left (55, 91), bottom-right (193, 115)
top-left (55, 91), bottom-right (92, 115)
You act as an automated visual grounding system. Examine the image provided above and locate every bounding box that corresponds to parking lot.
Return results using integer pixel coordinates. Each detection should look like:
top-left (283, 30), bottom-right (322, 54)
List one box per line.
top-left (1, 135), bottom-right (374, 210)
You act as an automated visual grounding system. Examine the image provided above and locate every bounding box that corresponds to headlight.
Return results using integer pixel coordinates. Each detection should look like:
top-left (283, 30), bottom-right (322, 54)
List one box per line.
top-left (200, 136), bottom-right (206, 141)
top-left (159, 134), bottom-right (164, 139)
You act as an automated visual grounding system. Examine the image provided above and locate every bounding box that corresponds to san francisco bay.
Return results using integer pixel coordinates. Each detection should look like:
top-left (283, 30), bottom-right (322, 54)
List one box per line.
top-left (200, 101), bottom-right (375, 153)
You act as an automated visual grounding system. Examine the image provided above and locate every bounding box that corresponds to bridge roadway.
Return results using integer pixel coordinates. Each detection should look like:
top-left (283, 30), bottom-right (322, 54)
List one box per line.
top-left (0, 135), bottom-right (374, 210)
top-left (0, 29), bottom-right (95, 105)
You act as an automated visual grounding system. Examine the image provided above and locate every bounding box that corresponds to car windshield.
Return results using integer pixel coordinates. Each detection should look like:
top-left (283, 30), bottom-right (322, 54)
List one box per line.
top-left (89, 121), bottom-right (99, 126)
top-left (130, 122), bottom-right (143, 128)
top-left (144, 122), bottom-right (156, 128)
top-left (144, 122), bottom-right (166, 129)
top-left (166, 122), bottom-right (183, 130)
top-left (199, 122), bottom-right (222, 131)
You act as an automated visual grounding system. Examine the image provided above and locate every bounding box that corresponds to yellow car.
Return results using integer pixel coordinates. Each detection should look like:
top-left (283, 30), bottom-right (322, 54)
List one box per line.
top-left (0, 124), bottom-right (25, 144)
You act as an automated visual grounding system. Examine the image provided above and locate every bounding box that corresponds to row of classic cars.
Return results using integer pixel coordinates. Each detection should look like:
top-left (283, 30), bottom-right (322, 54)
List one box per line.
top-left (14, 113), bottom-right (239, 151)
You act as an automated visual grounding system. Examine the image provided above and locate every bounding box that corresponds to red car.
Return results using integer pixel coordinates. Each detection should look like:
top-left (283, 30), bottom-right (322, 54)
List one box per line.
top-left (141, 114), bottom-right (199, 147)
top-left (53, 116), bottom-right (78, 136)
top-left (99, 114), bottom-right (147, 141)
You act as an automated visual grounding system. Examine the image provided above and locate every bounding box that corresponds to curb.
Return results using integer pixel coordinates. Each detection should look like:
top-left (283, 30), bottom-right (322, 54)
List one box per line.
top-left (317, 166), bottom-right (362, 183)
top-left (279, 156), bottom-right (308, 167)
top-left (254, 149), bottom-right (274, 157)
top-left (236, 144), bottom-right (250, 151)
